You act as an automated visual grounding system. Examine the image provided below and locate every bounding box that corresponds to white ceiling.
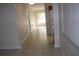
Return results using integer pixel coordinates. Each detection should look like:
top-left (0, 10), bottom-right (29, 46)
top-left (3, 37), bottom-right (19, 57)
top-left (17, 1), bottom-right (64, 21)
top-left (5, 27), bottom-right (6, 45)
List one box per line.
top-left (28, 3), bottom-right (45, 11)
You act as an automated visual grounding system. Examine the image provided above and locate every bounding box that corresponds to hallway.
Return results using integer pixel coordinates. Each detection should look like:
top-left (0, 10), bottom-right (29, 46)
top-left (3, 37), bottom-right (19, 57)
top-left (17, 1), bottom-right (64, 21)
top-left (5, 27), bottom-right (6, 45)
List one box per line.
top-left (0, 4), bottom-right (62, 56)
top-left (21, 26), bottom-right (62, 56)
top-left (0, 27), bottom-right (62, 56)
top-left (0, 3), bottom-right (79, 56)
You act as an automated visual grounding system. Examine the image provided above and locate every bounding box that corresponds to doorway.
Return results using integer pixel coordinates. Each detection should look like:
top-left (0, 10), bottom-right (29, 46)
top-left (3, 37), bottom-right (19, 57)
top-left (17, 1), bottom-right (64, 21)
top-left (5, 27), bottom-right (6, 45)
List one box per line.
top-left (27, 3), bottom-right (47, 34)
top-left (16, 3), bottom-right (61, 56)
top-left (27, 3), bottom-right (54, 46)
top-left (22, 3), bottom-right (56, 54)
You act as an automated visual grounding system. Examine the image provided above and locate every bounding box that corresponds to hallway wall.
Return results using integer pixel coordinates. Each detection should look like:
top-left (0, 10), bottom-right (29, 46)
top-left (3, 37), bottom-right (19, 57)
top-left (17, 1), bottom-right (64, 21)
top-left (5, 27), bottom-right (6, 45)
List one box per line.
top-left (58, 4), bottom-right (79, 55)
top-left (16, 4), bottom-right (30, 43)
top-left (45, 3), bottom-right (52, 35)
top-left (52, 4), bottom-right (60, 47)
top-left (29, 10), bottom-right (36, 32)
top-left (0, 4), bottom-right (21, 49)
top-left (45, 3), bottom-right (60, 48)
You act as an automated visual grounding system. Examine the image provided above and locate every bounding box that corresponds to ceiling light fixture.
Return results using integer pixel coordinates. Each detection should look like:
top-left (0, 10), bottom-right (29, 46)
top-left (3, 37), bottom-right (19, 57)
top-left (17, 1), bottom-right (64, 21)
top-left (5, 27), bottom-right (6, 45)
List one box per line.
top-left (29, 3), bottom-right (35, 5)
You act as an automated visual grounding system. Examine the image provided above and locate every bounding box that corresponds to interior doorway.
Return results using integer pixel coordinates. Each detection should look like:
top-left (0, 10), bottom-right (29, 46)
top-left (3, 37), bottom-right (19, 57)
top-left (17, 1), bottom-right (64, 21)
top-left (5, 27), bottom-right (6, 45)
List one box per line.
top-left (28, 3), bottom-right (47, 34)
top-left (27, 3), bottom-right (54, 45)
top-left (22, 4), bottom-right (56, 55)
top-left (16, 3), bottom-right (61, 56)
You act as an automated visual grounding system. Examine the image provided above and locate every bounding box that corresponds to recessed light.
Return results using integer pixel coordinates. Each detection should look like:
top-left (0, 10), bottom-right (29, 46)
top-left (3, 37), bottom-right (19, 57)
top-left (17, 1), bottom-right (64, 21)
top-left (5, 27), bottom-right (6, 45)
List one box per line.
top-left (29, 3), bottom-right (35, 5)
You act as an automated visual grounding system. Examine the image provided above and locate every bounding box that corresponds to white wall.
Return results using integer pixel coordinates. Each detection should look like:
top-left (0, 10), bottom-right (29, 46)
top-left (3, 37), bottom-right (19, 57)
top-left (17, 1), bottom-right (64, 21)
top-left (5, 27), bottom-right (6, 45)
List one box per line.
top-left (45, 3), bottom-right (52, 35)
top-left (58, 4), bottom-right (63, 48)
top-left (45, 3), bottom-right (60, 47)
top-left (59, 3), bottom-right (79, 55)
top-left (0, 4), bottom-right (21, 49)
top-left (16, 4), bottom-right (30, 43)
top-left (63, 4), bottom-right (79, 47)
top-left (52, 4), bottom-right (60, 47)
top-left (29, 11), bottom-right (36, 32)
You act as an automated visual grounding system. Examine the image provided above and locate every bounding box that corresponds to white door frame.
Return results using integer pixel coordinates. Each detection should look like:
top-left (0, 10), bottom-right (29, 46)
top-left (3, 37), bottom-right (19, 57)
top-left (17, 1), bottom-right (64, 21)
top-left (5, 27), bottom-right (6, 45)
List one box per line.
top-left (45, 3), bottom-right (60, 48)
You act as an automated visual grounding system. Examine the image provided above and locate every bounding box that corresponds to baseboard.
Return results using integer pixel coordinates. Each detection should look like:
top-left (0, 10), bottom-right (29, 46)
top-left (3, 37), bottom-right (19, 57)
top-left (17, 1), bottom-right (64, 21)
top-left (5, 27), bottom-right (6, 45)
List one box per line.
top-left (0, 46), bottom-right (21, 49)
top-left (54, 44), bottom-right (60, 48)
top-left (60, 47), bottom-right (65, 56)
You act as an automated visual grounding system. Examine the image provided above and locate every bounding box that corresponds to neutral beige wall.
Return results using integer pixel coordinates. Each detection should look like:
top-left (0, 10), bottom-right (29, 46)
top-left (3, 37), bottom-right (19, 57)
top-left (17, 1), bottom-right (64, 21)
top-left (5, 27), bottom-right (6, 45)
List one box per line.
top-left (60, 3), bottom-right (79, 55)
top-left (16, 4), bottom-right (30, 43)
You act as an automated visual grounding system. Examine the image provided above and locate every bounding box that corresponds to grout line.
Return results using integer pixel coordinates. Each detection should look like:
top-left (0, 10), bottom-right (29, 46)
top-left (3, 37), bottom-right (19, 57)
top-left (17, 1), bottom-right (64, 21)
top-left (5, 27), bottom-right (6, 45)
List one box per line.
top-left (21, 33), bottom-right (30, 44)
top-left (59, 47), bottom-right (65, 56)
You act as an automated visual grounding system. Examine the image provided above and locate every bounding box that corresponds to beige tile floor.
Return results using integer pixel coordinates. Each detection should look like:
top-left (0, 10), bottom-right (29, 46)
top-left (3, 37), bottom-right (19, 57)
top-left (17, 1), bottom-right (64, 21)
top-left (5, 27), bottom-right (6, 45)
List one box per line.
top-left (0, 26), bottom-right (62, 56)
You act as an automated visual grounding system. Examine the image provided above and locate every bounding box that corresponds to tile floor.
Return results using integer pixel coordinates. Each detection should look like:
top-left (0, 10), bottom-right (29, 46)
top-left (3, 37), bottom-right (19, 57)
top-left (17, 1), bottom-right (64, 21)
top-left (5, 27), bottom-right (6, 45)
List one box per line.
top-left (0, 26), bottom-right (62, 56)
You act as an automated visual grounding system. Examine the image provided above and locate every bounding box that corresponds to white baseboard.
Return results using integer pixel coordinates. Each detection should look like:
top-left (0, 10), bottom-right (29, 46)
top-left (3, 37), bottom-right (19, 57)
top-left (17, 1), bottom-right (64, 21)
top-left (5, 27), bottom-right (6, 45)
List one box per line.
top-left (0, 46), bottom-right (21, 49)
top-left (54, 44), bottom-right (60, 48)
top-left (60, 47), bottom-right (65, 56)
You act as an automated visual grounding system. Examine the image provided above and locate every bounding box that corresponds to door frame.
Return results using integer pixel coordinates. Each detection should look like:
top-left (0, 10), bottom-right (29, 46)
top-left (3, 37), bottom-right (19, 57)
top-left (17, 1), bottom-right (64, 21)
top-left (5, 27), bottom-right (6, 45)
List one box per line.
top-left (45, 3), bottom-right (60, 48)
